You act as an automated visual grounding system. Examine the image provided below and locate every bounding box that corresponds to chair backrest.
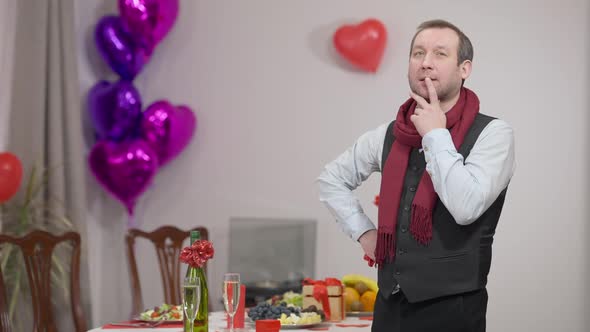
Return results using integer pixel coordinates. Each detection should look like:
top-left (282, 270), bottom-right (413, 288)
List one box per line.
top-left (0, 230), bottom-right (86, 332)
top-left (125, 225), bottom-right (208, 317)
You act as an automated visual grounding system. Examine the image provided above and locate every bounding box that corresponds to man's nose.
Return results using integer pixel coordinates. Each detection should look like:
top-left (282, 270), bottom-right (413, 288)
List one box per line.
top-left (421, 53), bottom-right (434, 69)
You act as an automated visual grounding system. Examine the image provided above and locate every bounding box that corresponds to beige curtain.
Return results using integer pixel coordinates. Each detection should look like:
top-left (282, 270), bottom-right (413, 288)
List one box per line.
top-left (7, 0), bottom-right (92, 330)
top-left (0, 0), bottom-right (17, 152)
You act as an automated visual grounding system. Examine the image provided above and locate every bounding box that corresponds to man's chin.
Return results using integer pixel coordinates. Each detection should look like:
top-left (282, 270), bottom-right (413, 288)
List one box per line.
top-left (410, 87), bottom-right (429, 100)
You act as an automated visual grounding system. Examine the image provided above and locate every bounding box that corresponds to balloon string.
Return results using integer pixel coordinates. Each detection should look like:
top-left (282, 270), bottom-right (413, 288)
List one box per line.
top-left (127, 214), bottom-right (137, 229)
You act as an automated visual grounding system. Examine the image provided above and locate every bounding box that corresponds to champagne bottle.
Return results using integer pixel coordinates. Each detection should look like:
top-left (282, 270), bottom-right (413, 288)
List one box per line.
top-left (184, 231), bottom-right (209, 332)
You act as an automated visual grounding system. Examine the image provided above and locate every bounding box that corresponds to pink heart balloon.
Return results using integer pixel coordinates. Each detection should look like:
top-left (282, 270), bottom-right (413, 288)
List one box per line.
top-left (118, 0), bottom-right (179, 53)
top-left (141, 100), bottom-right (197, 166)
top-left (89, 140), bottom-right (159, 215)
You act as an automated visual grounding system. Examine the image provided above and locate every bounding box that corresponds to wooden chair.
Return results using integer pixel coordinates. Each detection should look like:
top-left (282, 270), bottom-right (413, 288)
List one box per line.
top-left (0, 230), bottom-right (86, 332)
top-left (125, 225), bottom-right (209, 316)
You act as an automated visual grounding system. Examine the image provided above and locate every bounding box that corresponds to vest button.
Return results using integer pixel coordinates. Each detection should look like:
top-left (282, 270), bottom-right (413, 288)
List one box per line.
top-left (401, 227), bottom-right (408, 233)
top-left (411, 165), bottom-right (418, 171)
top-left (395, 271), bottom-right (401, 276)
top-left (403, 206), bottom-right (410, 212)
top-left (409, 187), bottom-right (416, 192)
top-left (398, 249), bottom-right (406, 254)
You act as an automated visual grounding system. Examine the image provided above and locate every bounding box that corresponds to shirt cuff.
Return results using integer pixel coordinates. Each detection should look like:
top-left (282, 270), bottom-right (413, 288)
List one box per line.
top-left (422, 128), bottom-right (456, 161)
top-left (343, 213), bottom-right (377, 242)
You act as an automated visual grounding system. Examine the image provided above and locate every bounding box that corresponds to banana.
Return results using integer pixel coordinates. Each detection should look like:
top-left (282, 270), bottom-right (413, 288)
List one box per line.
top-left (341, 274), bottom-right (378, 293)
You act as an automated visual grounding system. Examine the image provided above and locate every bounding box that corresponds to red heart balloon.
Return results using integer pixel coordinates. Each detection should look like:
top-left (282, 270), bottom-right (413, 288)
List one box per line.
top-left (333, 19), bottom-right (387, 73)
top-left (0, 152), bottom-right (23, 203)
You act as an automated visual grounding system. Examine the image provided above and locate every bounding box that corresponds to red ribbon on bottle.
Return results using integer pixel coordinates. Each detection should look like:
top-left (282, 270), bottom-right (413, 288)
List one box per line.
top-left (302, 278), bottom-right (343, 321)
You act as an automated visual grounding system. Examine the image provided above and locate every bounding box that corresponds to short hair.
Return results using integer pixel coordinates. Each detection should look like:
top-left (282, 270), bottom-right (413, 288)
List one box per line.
top-left (409, 19), bottom-right (473, 65)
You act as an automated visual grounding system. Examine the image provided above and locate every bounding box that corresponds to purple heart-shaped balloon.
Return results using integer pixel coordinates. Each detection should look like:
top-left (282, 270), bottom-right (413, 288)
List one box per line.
top-left (89, 140), bottom-right (159, 215)
top-left (95, 15), bottom-right (149, 80)
top-left (87, 80), bottom-right (142, 142)
top-left (140, 100), bottom-right (197, 166)
top-left (118, 0), bottom-right (179, 53)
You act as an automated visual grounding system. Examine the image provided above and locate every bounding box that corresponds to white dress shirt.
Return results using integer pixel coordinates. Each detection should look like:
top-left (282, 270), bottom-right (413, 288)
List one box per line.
top-left (317, 118), bottom-right (516, 242)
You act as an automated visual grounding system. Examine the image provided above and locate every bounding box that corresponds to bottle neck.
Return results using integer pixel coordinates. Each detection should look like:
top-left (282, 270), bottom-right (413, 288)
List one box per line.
top-left (187, 265), bottom-right (206, 278)
top-left (190, 236), bottom-right (200, 244)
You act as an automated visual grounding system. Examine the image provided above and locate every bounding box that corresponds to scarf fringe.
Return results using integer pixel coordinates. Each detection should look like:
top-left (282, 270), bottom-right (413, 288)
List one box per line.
top-left (410, 204), bottom-right (432, 245)
top-left (375, 230), bottom-right (396, 267)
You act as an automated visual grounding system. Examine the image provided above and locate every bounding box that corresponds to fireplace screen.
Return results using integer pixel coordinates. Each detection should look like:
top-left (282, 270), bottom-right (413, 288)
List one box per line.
top-left (228, 217), bottom-right (317, 305)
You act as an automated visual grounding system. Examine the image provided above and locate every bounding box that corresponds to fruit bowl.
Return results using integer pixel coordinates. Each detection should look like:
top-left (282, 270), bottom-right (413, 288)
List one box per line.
top-left (342, 274), bottom-right (378, 313)
top-left (346, 311), bottom-right (373, 317)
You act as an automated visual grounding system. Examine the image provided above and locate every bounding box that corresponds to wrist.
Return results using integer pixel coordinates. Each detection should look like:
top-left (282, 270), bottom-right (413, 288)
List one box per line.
top-left (422, 128), bottom-right (454, 155)
top-left (358, 229), bottom-right (377, 243)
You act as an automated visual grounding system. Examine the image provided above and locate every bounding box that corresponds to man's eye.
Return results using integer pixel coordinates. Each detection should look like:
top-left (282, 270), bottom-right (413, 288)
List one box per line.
top-left (413, 51), bottom-right (424, 56)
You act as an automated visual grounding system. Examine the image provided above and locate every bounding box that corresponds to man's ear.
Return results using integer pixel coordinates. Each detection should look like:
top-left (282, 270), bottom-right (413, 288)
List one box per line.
top-left (460, 60), bottom-right (472, 80)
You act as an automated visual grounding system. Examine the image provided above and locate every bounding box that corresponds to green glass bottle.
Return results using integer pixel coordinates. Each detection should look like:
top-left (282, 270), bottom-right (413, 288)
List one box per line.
top-left (184, 231), bottom-right (209, 332)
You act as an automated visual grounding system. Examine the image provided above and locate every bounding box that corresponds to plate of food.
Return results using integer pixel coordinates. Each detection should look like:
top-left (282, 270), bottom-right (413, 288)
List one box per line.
top-left (278, 312), bottom-right (323, 329)
top-left (246, 315), bottom-right (324, 330)
top-left (280, 322), bottom-right (324, 330)
top-left (136, 303), bottom-right (183, 322)
top-left (247, 302), bottom-right (324, 330)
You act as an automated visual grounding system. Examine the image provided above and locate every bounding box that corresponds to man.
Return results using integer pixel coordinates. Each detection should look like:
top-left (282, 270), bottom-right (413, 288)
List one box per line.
top-left (317, 19), bottom-right (515, 332)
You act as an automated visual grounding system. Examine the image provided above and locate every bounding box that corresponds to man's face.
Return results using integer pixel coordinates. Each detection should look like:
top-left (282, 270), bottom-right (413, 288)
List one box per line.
top-left (407, 28), bottom-right (469, 103)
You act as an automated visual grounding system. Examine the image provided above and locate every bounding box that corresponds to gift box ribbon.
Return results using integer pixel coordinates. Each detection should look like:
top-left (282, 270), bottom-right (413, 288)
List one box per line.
top-left (303, 278), bottom-right (343, 321)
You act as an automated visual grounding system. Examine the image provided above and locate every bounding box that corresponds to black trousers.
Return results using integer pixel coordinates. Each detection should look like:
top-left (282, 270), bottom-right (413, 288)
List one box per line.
top-left (371, 288), bottom-right (488, 332)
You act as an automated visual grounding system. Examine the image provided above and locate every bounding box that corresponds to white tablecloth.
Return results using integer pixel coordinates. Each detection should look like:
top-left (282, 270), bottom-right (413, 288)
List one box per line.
top-left (88, 311), bottom-right (373, 332)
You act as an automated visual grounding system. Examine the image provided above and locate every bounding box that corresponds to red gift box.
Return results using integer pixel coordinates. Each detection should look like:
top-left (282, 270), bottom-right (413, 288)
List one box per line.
top-left (302, 278), bottom-right (345, 322)
top-left (256, 319), bottom-right (280, 332)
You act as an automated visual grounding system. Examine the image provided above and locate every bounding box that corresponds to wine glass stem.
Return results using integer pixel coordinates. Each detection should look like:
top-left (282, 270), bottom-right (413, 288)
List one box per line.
top-left (229, 313), bottom-right (234, 332)
top-left (189, 320), bottom-right (194, 332)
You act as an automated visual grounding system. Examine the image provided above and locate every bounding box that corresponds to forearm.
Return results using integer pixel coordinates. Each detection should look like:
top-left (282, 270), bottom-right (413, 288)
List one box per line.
top-left (422, 121), bottom-right (515, 225)
top-left (425, 150), bottom-right (488, 224)
top-left (317, 171), bottom-right (376, 240)
top-left (316, 124), bottom-right (386, 240)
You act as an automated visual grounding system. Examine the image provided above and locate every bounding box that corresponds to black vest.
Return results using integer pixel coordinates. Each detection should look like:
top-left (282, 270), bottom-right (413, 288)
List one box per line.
top-left (378, 113), bottom-right (508, 303)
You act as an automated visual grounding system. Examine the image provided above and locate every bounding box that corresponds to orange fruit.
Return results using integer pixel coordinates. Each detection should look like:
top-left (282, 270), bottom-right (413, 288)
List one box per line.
top-left (360, 291), bottom-right (377, 312)
top-left (343, 287), bottom-right (360, 311)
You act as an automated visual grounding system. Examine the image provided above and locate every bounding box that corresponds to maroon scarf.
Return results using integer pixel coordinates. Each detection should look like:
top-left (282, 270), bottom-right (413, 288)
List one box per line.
top-left (375, 87), bottom-right (480, 266)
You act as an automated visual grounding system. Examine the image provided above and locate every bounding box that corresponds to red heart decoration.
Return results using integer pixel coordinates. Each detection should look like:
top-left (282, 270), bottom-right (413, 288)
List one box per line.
top-left (333, 19), bottom-right (387, 73)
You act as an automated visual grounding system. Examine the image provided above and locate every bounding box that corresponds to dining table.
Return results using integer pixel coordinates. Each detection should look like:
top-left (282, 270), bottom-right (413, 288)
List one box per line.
top-left (87, 311), bottom-right (373, 332)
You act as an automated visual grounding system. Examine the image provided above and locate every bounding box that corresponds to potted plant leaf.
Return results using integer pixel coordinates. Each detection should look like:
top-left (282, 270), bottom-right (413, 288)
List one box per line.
top-left (0, 164), bottom-right (75, 331)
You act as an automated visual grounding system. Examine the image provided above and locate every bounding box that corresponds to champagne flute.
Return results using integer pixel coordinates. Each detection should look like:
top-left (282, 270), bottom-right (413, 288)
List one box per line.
top-left (222, 273), bottom-right (241, 332)
top-left (183, 276), bottom-right (201, 332)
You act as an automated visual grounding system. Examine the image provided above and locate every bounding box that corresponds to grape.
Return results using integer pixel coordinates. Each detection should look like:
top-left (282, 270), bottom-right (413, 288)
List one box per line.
top-left (250, 299), bottom-right (310, 323)
top-left (250, 303), bottom-right (275, 321)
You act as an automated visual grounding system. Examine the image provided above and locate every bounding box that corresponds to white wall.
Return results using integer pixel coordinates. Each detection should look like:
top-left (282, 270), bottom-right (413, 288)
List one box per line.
top-left (75, 1), bottom-right (590, 331)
